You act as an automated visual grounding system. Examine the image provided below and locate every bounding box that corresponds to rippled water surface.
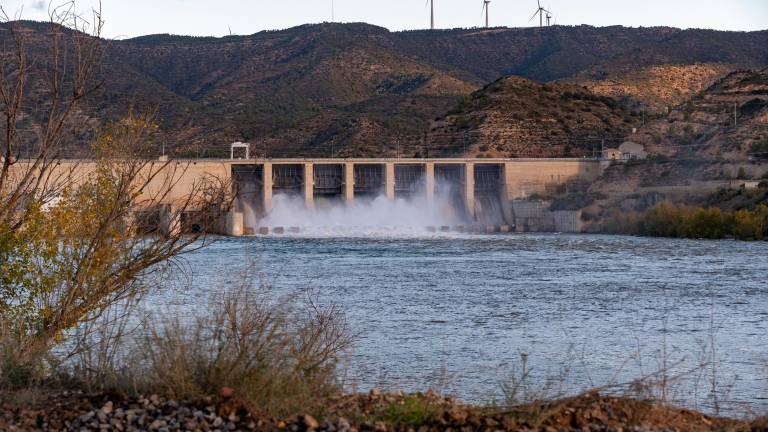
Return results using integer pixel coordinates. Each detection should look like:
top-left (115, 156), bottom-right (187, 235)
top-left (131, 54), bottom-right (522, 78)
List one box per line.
top-left (153, 234), bottom-right (768, 412)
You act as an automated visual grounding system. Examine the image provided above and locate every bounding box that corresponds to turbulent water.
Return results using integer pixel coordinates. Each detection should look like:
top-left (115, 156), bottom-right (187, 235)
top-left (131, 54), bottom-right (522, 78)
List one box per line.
top-left (152, 232), bottom-right (768, 414)
top-left (257, 193), bottom-right (465, 236)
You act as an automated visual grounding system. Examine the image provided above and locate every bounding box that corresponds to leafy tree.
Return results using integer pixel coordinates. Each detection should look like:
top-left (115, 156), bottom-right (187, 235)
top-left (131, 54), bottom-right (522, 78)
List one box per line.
top-left (636, 202), bottom-right (768, 241)
top-left (732, 209), bottom-right (763, 240)
top-left (0, 5), bottom-right (230, 382)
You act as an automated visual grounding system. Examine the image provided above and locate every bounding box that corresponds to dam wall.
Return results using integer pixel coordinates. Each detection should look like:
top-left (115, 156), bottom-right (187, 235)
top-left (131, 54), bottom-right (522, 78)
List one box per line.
top-left (11, 158), bottom-right (602, 235)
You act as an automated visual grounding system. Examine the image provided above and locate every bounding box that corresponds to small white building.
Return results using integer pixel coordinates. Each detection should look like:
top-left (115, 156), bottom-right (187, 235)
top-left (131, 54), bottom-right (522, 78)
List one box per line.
top-left (618, 141), bottom-right (647, 160)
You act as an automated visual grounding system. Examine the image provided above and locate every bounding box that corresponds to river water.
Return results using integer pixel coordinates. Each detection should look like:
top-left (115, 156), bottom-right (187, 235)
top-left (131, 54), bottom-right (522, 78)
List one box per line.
top-left (154, 233), bottom-right (768, 414)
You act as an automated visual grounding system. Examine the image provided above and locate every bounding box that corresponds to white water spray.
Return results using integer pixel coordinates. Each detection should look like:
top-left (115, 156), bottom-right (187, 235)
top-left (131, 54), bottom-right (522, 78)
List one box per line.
top-left (254, 186), bottom-right (467, 237)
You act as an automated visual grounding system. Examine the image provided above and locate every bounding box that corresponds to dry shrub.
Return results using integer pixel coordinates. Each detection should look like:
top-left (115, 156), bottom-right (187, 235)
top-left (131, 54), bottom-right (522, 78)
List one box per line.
top-left (501, 351), bottom-right (574, 408)
top-left (55, 295), bottom-right (149, 394)
top-left (133, 287), bottom-right (353, 417)
top-left (0, 328), bottom-right (41, 390)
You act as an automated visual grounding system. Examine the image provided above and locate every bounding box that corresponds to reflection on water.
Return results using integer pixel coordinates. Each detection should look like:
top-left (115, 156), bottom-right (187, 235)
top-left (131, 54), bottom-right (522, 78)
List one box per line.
top-left (150, 233), bottom-right (768, 413)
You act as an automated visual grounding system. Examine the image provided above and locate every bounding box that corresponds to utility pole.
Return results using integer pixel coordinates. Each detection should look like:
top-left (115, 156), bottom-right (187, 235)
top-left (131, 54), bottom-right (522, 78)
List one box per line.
top-left (601, 137), bottom-right (605, 160)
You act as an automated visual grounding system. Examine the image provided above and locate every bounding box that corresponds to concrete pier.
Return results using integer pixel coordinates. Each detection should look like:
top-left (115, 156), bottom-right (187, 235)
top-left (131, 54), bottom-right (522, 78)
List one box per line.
top-left (262, 162), bottom-right (273, 213)
top-left (160, 204), bottom-right (181, 236)
top-left (501, 163), bottom-right (516, 223)
top-left (227, 211), bottom-right (244, 236)
top-left (464, 162), bottom-right (475, 218)
top-left (304, 162), bottom-right (314, 209)
top-left (425, 162), bottom-right (435, 201)
top-left (344, 162), bottom-right (355, 204)
top-left (385, 162), bottom-right (395, 200)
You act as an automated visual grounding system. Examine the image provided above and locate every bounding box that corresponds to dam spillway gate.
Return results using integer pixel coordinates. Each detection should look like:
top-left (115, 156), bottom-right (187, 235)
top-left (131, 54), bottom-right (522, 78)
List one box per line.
top-left (232, 164), bottom-right (265, 232)
top-left (313, 164), bottom-right (344, 207)
top-left (473, 164), bottom-right (507, 225)
top-left (272, 164), bottom-right (305, 196)
top-left (354, 164), bottom-right (384, 198)
top-left (394, 164), bottom-right (425, 199)
top-left (434, 164), bottom-right (468, 221)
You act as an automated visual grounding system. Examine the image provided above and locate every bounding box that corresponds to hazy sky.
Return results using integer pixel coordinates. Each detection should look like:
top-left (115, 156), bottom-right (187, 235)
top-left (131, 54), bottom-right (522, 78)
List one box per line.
top-left (3, 0), bottom-right (767, 38)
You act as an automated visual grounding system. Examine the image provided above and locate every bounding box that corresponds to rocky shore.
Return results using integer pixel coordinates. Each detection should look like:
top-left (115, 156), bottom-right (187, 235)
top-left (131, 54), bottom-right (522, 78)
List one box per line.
top-left (1, 389), bottom-right (766, 432)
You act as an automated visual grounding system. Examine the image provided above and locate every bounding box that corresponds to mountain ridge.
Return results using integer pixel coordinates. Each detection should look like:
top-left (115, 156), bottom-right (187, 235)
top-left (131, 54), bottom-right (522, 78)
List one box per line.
top-left (3, 20), bottom-right (768, 157)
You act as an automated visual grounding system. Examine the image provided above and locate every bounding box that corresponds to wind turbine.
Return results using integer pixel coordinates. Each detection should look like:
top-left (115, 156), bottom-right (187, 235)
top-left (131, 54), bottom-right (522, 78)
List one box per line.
top-left (426, 0), bottom-right (435, 30)
top-left (546, 10), bottom-right (552, 26)
top-left (481, 0), bottom-right (491, 28)
top-left (529, 0), bottom-right (547, 28)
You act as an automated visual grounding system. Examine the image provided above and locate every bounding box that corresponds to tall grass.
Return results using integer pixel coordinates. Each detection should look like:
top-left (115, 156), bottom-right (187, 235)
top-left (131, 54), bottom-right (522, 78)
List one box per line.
top-left (132, 287), bottom-right (353, 417)
top-left (7, 281), bottom-right (354, 418)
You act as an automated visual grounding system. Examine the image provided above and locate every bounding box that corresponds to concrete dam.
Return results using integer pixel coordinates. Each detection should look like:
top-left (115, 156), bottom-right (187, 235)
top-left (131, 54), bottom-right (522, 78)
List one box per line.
top-left (197, 158), bottom-right (599, 235)
top-left (25, 158), bottom-right (602, 235)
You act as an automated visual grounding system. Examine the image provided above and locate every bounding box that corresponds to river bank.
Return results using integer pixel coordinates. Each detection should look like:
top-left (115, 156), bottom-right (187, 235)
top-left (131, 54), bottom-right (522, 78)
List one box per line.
top-left (2, 389), bottom-right (766, 431)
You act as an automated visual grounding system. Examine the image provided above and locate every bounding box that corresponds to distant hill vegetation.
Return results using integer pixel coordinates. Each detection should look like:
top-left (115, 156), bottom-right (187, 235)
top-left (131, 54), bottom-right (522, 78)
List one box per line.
top-left (3, 21), bottom-right (768, 157)
top-left (631, 68), bottom-right (768, 161)
top-left (573, 63), bottom-right (735, 113)
top-left (426, 76), bottom-right (636, 158)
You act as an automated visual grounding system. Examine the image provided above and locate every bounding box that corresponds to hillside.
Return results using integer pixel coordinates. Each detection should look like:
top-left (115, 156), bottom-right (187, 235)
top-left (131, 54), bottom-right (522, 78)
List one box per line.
top-left (573, 63), bottom-right (734, 113)
top-left (629, 68), bottom-right (768, 161)
top-left (578, 69), bottom-right (768, 230)
top-left (3, 21), bottom-right (768, 157)
top-left (425, 76), bottom-right (636, 158)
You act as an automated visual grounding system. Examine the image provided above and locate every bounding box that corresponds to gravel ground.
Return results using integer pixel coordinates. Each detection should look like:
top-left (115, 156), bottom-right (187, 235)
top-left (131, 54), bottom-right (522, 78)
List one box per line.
top-left (1, 389), bottom-right (765, 432)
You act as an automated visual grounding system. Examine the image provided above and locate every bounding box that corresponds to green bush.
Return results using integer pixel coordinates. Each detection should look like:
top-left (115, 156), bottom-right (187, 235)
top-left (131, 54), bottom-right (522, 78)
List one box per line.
top-left (750, 138), bottom-right (768, 159)
top-left (448, 96), bottom-right (473, 115)
top-left (732, 210), bottom-right (764, 241)
top-left (680, 207), bottom-right (727, 239)
top-left (377, 395), bottom-right (438, 427)
top-left (634, 202), bottom-right (768, 241)
top-left (637, 202), bottom-right (686, 237)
